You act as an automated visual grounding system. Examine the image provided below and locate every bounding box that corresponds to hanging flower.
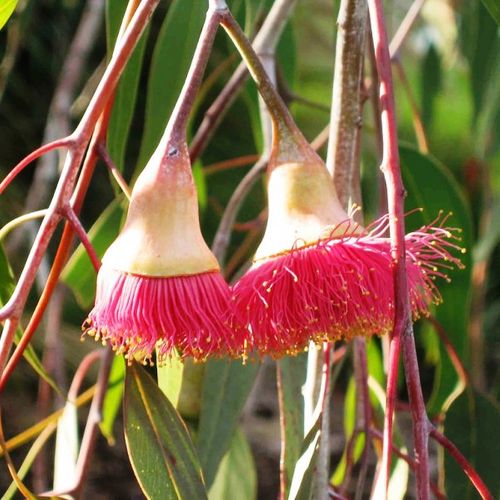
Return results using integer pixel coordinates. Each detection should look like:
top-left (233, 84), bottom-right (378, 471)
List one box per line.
top-left (232, 141), bottom-right (464, 358)
top-left (83, 143), bottom-right (239, 365)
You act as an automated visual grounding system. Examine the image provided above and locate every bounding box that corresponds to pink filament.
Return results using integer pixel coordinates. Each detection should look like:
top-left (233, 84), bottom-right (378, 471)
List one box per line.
top-left (232, 215), bottom-right (464, 358)
top-left (83, 266), bottom-right (241, 364)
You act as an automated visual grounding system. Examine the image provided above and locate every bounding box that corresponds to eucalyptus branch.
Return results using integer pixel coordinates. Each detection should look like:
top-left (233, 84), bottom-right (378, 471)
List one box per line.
top-left (366, 0), bottom-right (430, 497)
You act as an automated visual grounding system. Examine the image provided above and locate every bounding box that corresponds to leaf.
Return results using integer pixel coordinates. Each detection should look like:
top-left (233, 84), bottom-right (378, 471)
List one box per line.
top-left (480, 0), bottom-right (500, 24)
top-left (124, 364), bottom-right (207, 500)
top-left (0, 245), bottom-right (60, 394)
top-left (288, 414), bottom-right (322, 500)
top-left (106, 0), bottom-right (150, 173)
top-left (277, 354), bottom-right (307, 494)
top-left (421, 43), bottom-right (442, 129)
top-left (158, 357), bottom-right (205, 420)
top-left (100, 355), bottom-right (126, 444)
top-left (196, 359), bottom-right (259, 488)
top-left (458, 2), bottom-right (500, 119)
top-left (53, 397), bottom-right (78, 491)
top-left (0, 0), bottom-right (17, 31)
top-left (444, 390), bottom-right (500, 499)
top-left (208, 428), bottom-right (257, 500)
top-left (136, 0), bottom-right (206, 171)
top-left (400, 145), bottom-right (473, 415)
top-left (62, 198), bottom-right (126, 309)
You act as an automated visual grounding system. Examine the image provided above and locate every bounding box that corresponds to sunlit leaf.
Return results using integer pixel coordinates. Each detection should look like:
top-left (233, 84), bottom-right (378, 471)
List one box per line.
top-left (277, 354), bottom-right (307, 494)
top-left (480, 0), bottom-right (500, 24)
top-left (0, 0), bottom-right (17, 31)
top-left (100, 355), bottom-right (125, 444)
top-left (124, 364), bottom-right (207, 499)
top-left (196, 359), bottom-right (259, 488)
top-left (208, 428), bottom-right (256, 500)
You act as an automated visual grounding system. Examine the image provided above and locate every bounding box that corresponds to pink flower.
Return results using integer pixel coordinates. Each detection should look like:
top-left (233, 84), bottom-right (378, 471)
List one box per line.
top-left (232, 213), bottom-right (463, 358)
top-left (83, 143), bottom-right (239, 364)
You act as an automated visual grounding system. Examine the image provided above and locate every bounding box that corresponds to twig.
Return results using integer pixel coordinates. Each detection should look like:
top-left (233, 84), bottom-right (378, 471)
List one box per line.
top-left (389, 0), bottom-right (426, 58)
top-left (367, 0), bottom-right (430, 498)
top-left (96, 142), bottom-right (132, 200)
top-left (326, 0), bottom-right (367, 207)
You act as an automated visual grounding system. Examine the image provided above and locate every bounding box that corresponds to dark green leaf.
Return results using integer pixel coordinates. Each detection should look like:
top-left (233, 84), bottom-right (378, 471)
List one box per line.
top-left (421, 43), bottom-right (441, 128)
top-left (0, 0), bottom-right (17, 30)
top-left (197, 359), bottom-right (259, 488)
top-left (62, 199), bottom-right (126, 309)
top-left (277, 354), bottom-right (307, 494)
top-left (400, 146), bottom-right (473, 415)
top-left (100, 355), bottom-right (126, 444)
top-left (459, 2), bottom-right (500, 119)
top-left (444, 390), bottom-right (500, 499)
top-left (137, 0), bottom-right (206, 171)
top-left (124, 364), bottom-right (207, 500)
top-left (106, 0), bottom-right (150, 173)
top-left (480, 0), bottom-right (500, 24)
top-left (208, 428), bottom-right (257, 500)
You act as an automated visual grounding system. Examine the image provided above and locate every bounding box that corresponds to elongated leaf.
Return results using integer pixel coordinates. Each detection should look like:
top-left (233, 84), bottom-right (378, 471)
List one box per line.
top-left (288, 414), bottom-right (321, 500)
top-left (480, 0), bottom-right (500, 24)
top-left (208, 428), bottom-right (257, 500)
top-left (137, 0), bottom-right (206, 170)
top-left (0, 0), bottom-right (17, 30)
top-left (197, 359), bottom-right (259, 488)
top-left (0, 245), bottom-right (60, 393)
top-left (400, 145), bottom-right (473, 414)
top-left (100, 355), bottom-right (125, 444)
top-left (277, 354), bottom-right (307, 495)
top-left (106, 0), bottom-right (150, 173)
top-left (124, 364), bottom-right (207, 500)
top-left (444, 390), bottom-right (500, 499)
top-left (62, 198), bottom-right (126, 309)
top-left (53, 398), bottom-right (78, 491)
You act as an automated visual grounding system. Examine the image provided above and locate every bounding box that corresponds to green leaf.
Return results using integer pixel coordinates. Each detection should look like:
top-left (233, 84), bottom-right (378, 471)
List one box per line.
top-left (208, 428), bottom-right (257, 500)
top-left (459, 2), bottom-right (500, 119)
top-left (444, 390), bottom-right (500, 499)
top-left (288, 413), bottom-right (322, 500)
top-left (124, 364), bottom-right (207, 500)
top-left (277, 354), bottom-right (307, 494)
top-left (158, 357), bottom-right (205, 420)
top-left (196, 359), bottom-right (259, 488)
top-left (421, 43), bottom-right (442, 129)
top-left (0, 245), bottom-right (61, 394)
top-left (400, 145), bottom-right (473, 415)
top-left (480, 0), bottom-right (500, 24)
top-left (53, 396), bottom-right (78, 491)
top-left (106, 0), bottom-right (150, 173)
top-left (62, 198), bottom-right (126, 309)
top-left (137, 0), bottom-right (206, 171)
top-left (100, 355), bottom-right (126, 444)
top-left (0, 0), bottom-right (17, 31)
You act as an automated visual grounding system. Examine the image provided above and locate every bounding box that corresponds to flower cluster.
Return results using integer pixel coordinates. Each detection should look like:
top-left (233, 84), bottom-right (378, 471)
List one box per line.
top-left (83, 135), bottom-right (464, 364)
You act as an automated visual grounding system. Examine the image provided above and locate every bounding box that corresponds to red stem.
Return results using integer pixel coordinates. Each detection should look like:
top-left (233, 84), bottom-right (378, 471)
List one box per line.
top-left (430, 428), bottom-right (493, 500)
top-left (367, 0), bottom-right (430, 497)
top-left (0, 138), bottom-right (73, 194)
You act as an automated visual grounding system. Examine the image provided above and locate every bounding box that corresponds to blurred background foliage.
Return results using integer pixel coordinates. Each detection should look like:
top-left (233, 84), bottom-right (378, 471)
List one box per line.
top-left (0, 0), bottom-right (499, 498)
